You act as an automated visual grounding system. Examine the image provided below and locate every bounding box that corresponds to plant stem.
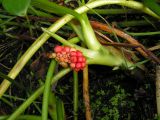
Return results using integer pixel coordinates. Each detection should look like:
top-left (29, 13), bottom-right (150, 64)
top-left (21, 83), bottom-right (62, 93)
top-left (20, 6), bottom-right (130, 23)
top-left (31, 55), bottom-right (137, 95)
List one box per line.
top-left (81, 14), bottom-right (102, 50)
top-left (42, 60), bottom-right (56, 120)
top-left (7, 68), bottom-right (71, 120)
top-left (73, 71), bottom-right (78, 120)
top-left (42, 28), bottom-right (98, 58)
top-left (0, 0), bottom-right (159, 98)
top-left (119, 0), bottom-right (160, 19)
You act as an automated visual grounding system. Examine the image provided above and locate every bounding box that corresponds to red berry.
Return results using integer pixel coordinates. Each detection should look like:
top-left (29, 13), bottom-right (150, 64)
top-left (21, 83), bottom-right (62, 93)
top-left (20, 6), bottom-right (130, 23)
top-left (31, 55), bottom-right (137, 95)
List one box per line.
top-left (70, 51), bottom-right (77, 56)
top-left (54, 46), bottom-right (63, 53)
top-left (75, 63), bottom-right (81, 69)
top-left (52, 45), bottom-right (86, 71)
top-left (81, 62), bottom-right (85, 68)
top-left (61, 51), bottom-right (66, 55)
top-left (76, 51), bottom-right (82, 57)
top-left (77, 56), bottom-right (83, 62)
top-left (70, 56), bottom-right (77, 63)
top-left (63, 46), bottom-right (70, 53)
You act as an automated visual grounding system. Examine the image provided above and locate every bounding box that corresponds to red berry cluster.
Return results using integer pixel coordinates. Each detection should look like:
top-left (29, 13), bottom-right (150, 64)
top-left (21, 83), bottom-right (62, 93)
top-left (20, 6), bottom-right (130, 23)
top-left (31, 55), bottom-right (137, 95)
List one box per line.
top-left (54, 45), bottom-right (86, 71)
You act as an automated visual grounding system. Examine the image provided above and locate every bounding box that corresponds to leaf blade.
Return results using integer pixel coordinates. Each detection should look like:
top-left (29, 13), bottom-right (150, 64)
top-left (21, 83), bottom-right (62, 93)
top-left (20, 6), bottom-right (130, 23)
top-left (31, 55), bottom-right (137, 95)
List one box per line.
top-left (2, 0), bottom-right (31, 16)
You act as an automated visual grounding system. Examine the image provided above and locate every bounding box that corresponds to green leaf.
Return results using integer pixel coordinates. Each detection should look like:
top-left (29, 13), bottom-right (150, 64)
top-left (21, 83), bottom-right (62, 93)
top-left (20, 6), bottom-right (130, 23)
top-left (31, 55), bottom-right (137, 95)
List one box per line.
top-left (2, 0), bottom-right (31, 16)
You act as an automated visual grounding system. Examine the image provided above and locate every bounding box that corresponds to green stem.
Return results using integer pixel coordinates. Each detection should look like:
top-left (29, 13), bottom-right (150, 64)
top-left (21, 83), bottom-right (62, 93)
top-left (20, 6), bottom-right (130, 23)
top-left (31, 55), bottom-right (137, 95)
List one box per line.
top-left (42, 28), bottom-right (98, 58)
top-left (0, 0), bottom-right (159, 98)
top-left (81, 14), bottom-right (102, 50)
top-left (7, 68), bottom-right (71, 120)
top-left (68, 37), bottom-right (81, 44)
top-left (119, 0), bottom-right (160, 19)
top-left (73, 71), bottom-right (78, 120)
top-left (42, 60), bottom-right (56, 120)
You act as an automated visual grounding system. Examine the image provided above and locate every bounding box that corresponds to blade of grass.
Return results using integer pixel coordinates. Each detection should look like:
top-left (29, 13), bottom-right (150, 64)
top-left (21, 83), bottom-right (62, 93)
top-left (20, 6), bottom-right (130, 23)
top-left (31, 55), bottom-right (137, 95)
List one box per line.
top-left (42, 60), bottom-right (56, 120)
top-left (73, 71), bottom-right (78, 120)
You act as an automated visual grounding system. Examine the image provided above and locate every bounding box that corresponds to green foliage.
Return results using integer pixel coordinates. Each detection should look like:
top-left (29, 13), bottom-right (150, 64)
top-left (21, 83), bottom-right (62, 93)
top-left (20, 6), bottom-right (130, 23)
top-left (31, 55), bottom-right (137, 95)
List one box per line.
top-left (2, 0), bottom-right (31, 16)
